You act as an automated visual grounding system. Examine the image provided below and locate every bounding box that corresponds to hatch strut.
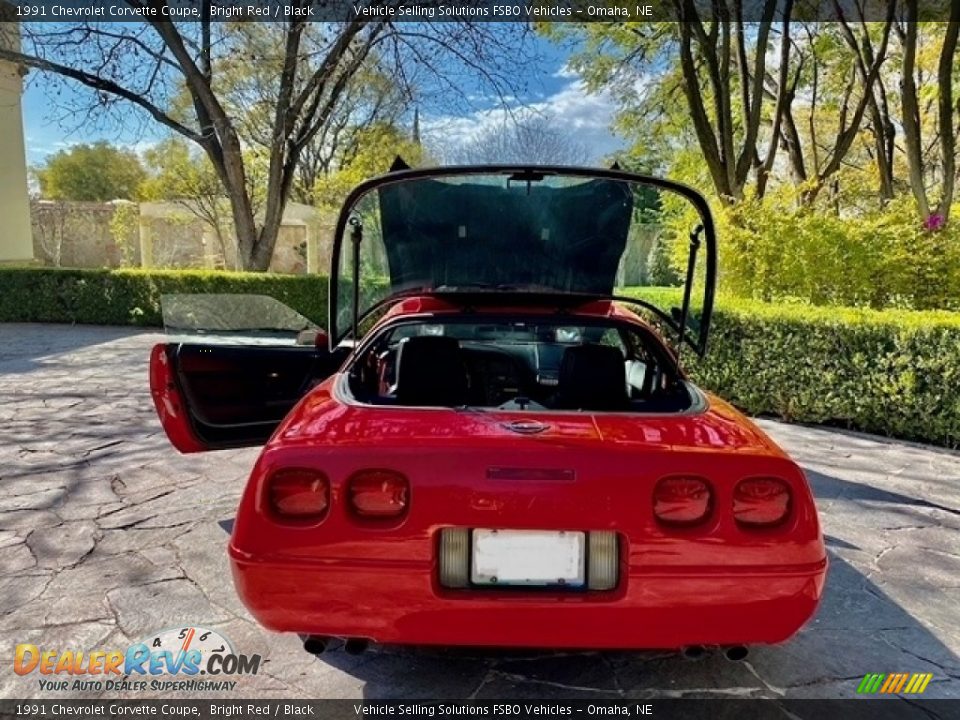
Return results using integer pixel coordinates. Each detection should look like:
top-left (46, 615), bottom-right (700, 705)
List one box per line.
top-left (349, 216), bottom-right (362, 341)
top-left (675, 223), bottom-right (704, 365)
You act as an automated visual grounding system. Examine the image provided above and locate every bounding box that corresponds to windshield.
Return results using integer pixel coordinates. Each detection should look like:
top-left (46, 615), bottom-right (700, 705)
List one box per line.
top-left (331, 167), bottom-right (716, 355)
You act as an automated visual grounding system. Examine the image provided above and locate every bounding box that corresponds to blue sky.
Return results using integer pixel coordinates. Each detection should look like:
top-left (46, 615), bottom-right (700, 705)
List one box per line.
top-left (21, 30), bottom-right (625, 168)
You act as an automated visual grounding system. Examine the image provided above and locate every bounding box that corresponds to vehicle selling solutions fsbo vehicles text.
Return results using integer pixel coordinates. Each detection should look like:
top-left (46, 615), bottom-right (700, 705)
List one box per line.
top-left (347, 704), bottom-right (654, 716)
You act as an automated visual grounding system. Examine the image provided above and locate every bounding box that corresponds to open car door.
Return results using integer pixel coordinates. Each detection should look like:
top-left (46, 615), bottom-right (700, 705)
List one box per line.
top-left (149, 294), bottom-right (343, 453)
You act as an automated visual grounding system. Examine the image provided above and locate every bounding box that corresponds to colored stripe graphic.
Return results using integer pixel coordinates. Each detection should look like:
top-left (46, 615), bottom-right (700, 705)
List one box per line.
top-left (857, 674), bottom-right (885, 694)
top-left (858, 673), bottom-right (933, 694)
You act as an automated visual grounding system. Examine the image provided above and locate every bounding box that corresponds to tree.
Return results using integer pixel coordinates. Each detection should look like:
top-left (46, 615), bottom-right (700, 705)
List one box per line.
top-left (36, 141), bottom-right (146, 201)
top-left (561, 10), bottom-right (790, 203)
top-left (313, 122), bottom-right (426, 209)
top-left (443, 114), bottom-right (590, 165)
top-left (559, 4), bottom-right (895, 206)
top-left (897, 8), bottom-right (960, 223)
top-left (140, 137), bottom-right (247, 269)
top-left (775, 18), bottom-right (894, 205)
top-left (3, 14), bottom-right (529, 270)
top-left (291, 65), bottom-right (412, 205)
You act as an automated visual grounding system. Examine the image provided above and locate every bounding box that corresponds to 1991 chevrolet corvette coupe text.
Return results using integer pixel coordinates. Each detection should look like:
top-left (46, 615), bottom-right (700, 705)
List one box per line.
top-left (149, 166), bottom-right (827, 654)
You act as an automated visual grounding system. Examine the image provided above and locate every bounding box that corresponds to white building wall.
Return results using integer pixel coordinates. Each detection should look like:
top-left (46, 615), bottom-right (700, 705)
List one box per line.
top-left (0, 13), bottom-right (34, 263)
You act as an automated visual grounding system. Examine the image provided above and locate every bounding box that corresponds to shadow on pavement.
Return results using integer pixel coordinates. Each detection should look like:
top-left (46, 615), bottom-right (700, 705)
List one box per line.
top-left (806, 468), bottom-right (960, 518)
top-left (0, 324), bottom-right (156, 375)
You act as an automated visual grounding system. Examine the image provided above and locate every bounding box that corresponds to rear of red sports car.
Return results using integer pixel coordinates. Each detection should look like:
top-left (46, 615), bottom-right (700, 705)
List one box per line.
top-left (151, 166), bottom-right (827, 651)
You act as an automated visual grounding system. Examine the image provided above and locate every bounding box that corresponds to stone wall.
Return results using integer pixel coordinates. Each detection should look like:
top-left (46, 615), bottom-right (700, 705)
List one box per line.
top-left (32, 201), bottom-right (135, 268)
top-left (30, 199), bottom-right (336, 274)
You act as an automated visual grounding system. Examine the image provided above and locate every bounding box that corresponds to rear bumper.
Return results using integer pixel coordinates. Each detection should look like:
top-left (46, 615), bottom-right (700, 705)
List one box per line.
top-left (229, 548), bottom-right (827, 649)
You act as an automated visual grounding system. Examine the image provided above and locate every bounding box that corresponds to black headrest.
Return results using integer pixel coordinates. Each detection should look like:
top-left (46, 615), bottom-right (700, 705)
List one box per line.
top-left (557, 344), bottom-right (628, 411)
top-left (395, 336), bottom-right (469, 407)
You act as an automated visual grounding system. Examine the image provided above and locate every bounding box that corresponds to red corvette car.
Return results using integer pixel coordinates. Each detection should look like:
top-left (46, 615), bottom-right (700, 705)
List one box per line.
top-left (150, 166), bottom-right (827, 656)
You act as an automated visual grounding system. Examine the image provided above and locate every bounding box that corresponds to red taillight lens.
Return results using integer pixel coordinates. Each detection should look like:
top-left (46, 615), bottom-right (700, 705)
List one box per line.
top-left (653, 476), bottom-right (713, 525)
top-left (348, 470), bottom-right (409, 519)
top-left (268, 469), bottom-right (329, 519)
top-left (734, 477), bottom-right (791, 527)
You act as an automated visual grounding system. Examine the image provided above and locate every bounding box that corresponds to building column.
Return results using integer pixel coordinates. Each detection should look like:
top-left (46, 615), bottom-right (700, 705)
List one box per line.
top-left (139, 216), bottom-right (154, 268)
top-left (305, 224), bottom-right (318, 274)
top-left (0, 11), bottom-right (33, 264)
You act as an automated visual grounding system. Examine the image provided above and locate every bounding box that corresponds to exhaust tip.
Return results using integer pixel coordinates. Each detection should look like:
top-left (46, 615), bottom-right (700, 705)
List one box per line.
top-left (725, 645), bottom-right (748, 662)
top-left (302, 636), bottom-right (329, 655)
top-left (344, 638), bottom-right (369, 655)
top-left (682, 645), bottom-right (706, 660)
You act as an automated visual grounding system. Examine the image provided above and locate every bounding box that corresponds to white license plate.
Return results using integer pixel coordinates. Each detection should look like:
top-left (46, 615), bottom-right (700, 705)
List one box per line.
top-left (471, 529), bottom-right (585, 587)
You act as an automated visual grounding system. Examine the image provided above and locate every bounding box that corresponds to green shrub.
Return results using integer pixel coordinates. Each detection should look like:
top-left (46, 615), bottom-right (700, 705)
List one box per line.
top-left (624, 288), bottom-right (960, 448)
top-left (646, 234), bottom-right (681, 286)
top-left (660, 190), bottom-right (960, 311)
top-left (0, 266), bottom-right (329, 327)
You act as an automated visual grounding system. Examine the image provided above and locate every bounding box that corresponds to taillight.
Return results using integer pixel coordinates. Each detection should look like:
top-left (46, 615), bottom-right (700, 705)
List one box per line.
top-left (268, 469), bottom-right (329, 520)
top-left (348, 470), bottom-right (409, 519)
top-left (734, 477), bottom-right (791, 527)
top-left (653, 476), bottom-right (713, 525)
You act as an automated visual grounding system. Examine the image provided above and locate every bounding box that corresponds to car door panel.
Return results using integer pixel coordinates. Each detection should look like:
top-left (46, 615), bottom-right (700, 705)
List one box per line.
top-left (150, 342), bottom-right (337, 452)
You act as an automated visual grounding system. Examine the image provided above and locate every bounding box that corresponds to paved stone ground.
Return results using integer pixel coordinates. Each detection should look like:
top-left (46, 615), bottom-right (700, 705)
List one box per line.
top-left (0, 323), bottom-right (958, 702)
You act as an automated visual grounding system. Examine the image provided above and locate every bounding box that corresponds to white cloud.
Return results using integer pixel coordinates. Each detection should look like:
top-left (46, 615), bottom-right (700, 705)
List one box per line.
top-left (421, 73), bottom-right (625, 165)
top-left (551, 64), bottom-right (580, 80)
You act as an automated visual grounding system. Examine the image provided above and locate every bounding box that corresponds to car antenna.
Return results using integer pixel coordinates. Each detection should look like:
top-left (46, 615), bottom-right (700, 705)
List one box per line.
top-left (674, 223), bottom-right (704, 367)
top-left (349, 216), bottom-right (363, 342)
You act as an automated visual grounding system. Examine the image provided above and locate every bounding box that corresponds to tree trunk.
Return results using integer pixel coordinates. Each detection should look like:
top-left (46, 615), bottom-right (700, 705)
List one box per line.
top-left (676, 15), bottom-right (738, 203)
top-left (209, 138), bottom-right (262, 271)
top-left (900, 5), bottom-right (931, 219)
top-left (840, 18), bottom-right (895, 202)
top-left (936, 21), bottom-right (960, 221)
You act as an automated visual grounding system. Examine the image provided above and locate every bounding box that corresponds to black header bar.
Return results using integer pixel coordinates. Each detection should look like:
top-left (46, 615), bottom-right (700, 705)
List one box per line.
top-left (5, 0), bottom-right (959, 23)
top-left (1, 699), bottom-right (958, 719)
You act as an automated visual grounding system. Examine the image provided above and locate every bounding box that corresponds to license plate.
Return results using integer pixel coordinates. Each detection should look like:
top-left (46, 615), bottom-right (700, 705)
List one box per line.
top-left (471, 529), bottom-right (585, 587)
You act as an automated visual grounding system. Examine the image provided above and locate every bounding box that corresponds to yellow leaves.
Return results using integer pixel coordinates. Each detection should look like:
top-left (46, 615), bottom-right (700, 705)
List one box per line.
top-left (313, 123), bottom-right (425, 209)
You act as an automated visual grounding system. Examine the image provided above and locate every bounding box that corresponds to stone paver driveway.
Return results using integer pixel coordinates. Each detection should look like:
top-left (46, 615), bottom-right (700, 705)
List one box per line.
top-left (0, 324), bottom-right (958, 700)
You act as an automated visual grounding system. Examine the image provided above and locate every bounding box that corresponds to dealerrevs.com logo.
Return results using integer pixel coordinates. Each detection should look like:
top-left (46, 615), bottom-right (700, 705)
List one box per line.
top-left (14, 626), bottom-right (261, 692)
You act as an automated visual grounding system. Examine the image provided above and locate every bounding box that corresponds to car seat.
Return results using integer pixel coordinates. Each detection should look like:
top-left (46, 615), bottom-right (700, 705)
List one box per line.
top-left (395, 336), bottom-right (470, 407)
top-left (556, 344), bottom-right (629, 411)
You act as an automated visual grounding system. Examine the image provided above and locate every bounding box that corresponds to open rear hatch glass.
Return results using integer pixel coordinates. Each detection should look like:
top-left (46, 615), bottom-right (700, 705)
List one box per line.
top-left (329, 166), bottom-right (717, 356)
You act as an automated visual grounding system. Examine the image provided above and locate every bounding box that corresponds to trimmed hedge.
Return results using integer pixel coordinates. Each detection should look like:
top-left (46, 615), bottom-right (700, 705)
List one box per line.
top-left (2, 266), bottom-right (959, 447)
top-left (0, 266), bottom-right (328, 327)
top-left (626, 288), bottom-right (960, 448)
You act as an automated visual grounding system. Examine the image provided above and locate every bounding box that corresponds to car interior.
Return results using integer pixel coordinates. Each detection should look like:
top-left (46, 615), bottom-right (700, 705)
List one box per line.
top-left (346, 319), bottom-right (696, 413)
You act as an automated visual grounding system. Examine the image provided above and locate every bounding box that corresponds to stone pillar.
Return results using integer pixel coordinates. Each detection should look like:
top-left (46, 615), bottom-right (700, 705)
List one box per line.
top-left (305, 223), bottom-right (317, 275)
top-left (139, 217), bottom-right (154, 268)
top-left (0, 10), bottom-right (33, 264)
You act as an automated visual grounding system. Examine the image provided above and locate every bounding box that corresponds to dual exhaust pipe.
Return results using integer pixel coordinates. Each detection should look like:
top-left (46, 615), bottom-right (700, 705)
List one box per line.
top-left (303, 636), bottom-right (369, 655)
top-left (683, 645), bottom-right (749, 662)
